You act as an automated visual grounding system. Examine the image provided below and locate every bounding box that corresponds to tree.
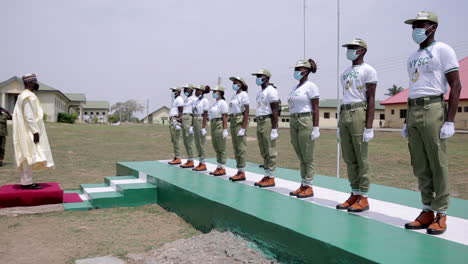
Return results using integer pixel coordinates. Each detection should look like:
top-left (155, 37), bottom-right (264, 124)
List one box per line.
top-left (385, 84), bottom-right (404, 97)
top-left (111, 100), bottom-right (145, 122)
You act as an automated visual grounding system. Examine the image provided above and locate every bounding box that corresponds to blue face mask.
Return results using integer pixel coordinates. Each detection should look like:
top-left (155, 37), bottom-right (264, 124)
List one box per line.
top-left (294, 71), bottom-right (303, 80)
top-left (212, 93), bottom-right (219, 99)
top-left (256, 77), bottom-right (264, 86)
top-left (412, 27), bottom-right (432, 45)
top-left (232, 84), bottom-right (240, 91)
top-left (184, 92), bottom-right (190, 97)
top-left (346, 49), bottom-right (359, 61)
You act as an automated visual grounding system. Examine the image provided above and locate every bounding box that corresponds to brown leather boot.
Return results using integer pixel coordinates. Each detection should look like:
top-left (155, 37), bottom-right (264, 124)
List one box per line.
top-left (336, 193), bottom-right (359, 210)
top-left (180, 160), bottom-right (194, 168)
top-left (348, 196), bottom-right (369, 212)
top-left (229, 171), bottom-right (246, 182)
top-left (289, 185), bottom-right (306, 196)
top-left (209, 168), bottom-right (219, 175)
top-left (192, 163), bottom-right (207, 171)
top-left (426, 213), bottom-right (447, 235)
top-left (168, 158), bottom-right (182, 165)
top-left (297, 185), bottom-right (314, 198)
top-left (213, 168), bottom-right (226, 176)
top-left (254, 176), bottom-right (275, 188)
top-left (405, 211), bottom-right (435, 230)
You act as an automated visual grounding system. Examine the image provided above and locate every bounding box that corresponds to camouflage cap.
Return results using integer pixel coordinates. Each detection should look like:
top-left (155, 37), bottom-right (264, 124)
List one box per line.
top-left (229, 76), bottom-right (247, 87)
top-left (294, 60), bottom-right (311, 69)
top-left (405, 11), bottom-right (438, 25)
top-left (342, 38), bottom-right (368, 49)
top-left (251, 69), bottom-right (272, 78)
top-left (170, 86), bottom-right (182, 91)
top-left (211, 85), bottom-right (225, 92)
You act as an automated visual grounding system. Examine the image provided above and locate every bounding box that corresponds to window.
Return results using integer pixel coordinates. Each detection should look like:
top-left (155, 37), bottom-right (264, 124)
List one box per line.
top-left (324, 112), bottom-right (330, 119)
top-left (335, 113), bottom-right (338, 119)
top-left (391, 109), bottom-right (395, 115)
top-left (286, 119), bottom-right (290, 122)
top-left (90, 112), bottom-right (93, 115)
top-left (102, 112), bottom-right (106, 115)
top-left (458, 107), bottom-right (462, 112)
top-left (281, 118), bottom-right (285, 122)
top-left (400, 109), bottom-right (407, 119)
top-left (380, 114), bottom-right (385, 120)
top-left (464, 106), bottom-right (468, 112)
top-left (254, 118), bottom-right (257, 123)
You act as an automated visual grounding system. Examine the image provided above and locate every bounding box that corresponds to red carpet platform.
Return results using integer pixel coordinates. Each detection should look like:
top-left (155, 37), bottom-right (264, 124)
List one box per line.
top-left (0, 183), bottom-right (64, 208)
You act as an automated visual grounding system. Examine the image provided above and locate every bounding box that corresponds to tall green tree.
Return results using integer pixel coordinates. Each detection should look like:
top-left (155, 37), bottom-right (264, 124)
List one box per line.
top-left (385, 84), bottom-right (404, 96)
top-left (111, 100), bottom-right (145, 122)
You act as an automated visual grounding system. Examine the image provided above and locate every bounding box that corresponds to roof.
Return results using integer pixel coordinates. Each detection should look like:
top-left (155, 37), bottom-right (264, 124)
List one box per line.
top-left (0, 76), bottom-right (71, 102)
top-left (65, 93), bottom-right (86, 102)
top-left (381, 57), bottom-right (468, 105)
top-left (142, 106), bottom-right (170, 121)
top-left (83, 101), bottom-right (110, 110)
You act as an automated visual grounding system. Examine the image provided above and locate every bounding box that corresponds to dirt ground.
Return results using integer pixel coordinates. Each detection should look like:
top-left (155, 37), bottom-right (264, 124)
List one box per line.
top-left (127, 231), bottom-right (278, 264)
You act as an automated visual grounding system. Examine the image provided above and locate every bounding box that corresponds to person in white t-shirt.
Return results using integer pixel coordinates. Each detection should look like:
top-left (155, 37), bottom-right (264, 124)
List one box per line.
top-left (402, 11), bottom-right (462, 236)
top-left (180, 84), bottom-right (197, 169)
top-left (191, 84), bottom-right (211, 171)
top-left (168, 86), bottom-right (184, 165)
top-left (336, 38), bottom-right (378, 213)
top-left (209, 85), bottom-right (229, 176)
top-left (288, 59), bottom-right (320, 199)
top-left (227, 77), bottom-right (250, 182)
top-left (251, 69), bottom-right (279, 188)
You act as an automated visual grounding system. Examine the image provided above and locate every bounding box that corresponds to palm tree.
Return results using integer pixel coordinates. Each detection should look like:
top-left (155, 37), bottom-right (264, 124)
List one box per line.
top-left (385, 84), bottom-right (404, 96)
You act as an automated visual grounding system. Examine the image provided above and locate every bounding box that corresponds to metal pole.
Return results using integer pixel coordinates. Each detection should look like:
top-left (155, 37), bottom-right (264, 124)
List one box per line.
top-left (303, 0), bottom-right (306, 59)
top-left (336, 0), bottom-right (341, 178)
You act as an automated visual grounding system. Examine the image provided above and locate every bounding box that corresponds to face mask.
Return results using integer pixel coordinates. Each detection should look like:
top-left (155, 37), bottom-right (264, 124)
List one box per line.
top-left (184, 92), bottom-right (190, 97)
top-left (346, 49), bottom-right (359, 61)
top-left (294, 71), bottom-right (303, 80)
top-left (412, 26), bottom-right (433, 45)
top-left (256, 77), bottom-right (264, 86)
top-left (232, 84), bottom-right (240, 91)
top-left (212, 93), bottom-right (219, 99)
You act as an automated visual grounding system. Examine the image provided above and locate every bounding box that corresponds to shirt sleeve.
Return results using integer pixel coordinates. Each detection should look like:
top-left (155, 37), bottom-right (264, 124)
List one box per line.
top-left (175, 97), bottom-right (184, 107)
top-left (220, 100), bottom-right (229, 114)
top-left (439, 44), bottom-right (459, 74)
top-left (307, 82), bottom-right (320, 99)
top-left (364, 66), bottom-right (378, 84)
top-left (240, 92), bottom-right (250, 105)
top-left (266, 87), bottom-right (279, 103)
top-left (23, 98), bottom-right (40, 134)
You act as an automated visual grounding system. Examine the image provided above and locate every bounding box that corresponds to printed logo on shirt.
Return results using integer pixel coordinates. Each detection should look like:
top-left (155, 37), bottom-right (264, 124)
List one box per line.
top-left (411, 68), bottom-right (420, 82)
top-left (408, 56), bottom-right (431, 69)
top-left (342, 71), bottom-right (359, 81)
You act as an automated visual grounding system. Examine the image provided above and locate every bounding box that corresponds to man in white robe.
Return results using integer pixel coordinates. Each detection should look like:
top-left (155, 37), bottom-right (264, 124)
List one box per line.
top-left (13, 74), bottom-right (55, 190)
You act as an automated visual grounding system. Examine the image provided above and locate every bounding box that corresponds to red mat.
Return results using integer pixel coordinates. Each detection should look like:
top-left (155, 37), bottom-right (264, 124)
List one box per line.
top-left (0, 182), bottom-right (63, 208)
top-left (63, 193), bottom-right (83, 203)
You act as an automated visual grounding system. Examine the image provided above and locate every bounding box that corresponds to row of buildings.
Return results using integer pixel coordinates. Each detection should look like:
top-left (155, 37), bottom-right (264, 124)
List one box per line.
top-left (0, 76), bottom-right (110, 123)
top-left (143, 57), bottom-right (468, 129)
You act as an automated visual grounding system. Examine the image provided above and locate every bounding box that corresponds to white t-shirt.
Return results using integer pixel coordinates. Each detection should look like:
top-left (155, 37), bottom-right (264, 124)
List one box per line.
top-left (183, 95), bottom-right (198, 114)
top-left (341, 63), bottom-right (378, 104)
top-left (209, 99), bottom-right (229, 119)
top-left (288, 81), bottom-right (320, 114)
top-left (229, 91), bottom-right (250, 114)
top-left (193, 96), bottom-right (210, 115)
top-left (169, 96), bottom-right (184, 117)
top-left (256, 85), bottom-right (279, 116)
top-left (407, 42), bottom-right (459, 99)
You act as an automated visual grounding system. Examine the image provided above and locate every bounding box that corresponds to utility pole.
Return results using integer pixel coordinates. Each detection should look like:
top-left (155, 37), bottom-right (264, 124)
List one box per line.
top-left (303, 0), bottom-right (306, 59)
top-left (336, 0), bottom-right (341, 178)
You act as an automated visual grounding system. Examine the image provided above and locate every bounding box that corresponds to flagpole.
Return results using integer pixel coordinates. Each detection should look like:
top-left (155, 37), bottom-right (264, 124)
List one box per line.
top-left (336, 0), bottom-right (341, 178)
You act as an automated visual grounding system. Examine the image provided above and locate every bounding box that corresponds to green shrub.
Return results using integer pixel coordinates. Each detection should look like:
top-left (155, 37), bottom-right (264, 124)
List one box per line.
top-left (58, 112), bottom-right (78, 124)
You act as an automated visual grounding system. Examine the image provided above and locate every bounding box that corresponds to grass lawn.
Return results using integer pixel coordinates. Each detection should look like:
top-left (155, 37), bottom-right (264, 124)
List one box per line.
top-left (0, 123), bottom-right (467, 263)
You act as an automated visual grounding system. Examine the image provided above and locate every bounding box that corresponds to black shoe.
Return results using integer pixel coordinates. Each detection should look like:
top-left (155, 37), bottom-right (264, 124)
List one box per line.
top-left (259, 164), bottom-right (264, 168)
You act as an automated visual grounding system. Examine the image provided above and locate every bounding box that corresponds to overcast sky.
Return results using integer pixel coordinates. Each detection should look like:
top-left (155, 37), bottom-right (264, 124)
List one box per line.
top-left (2, 0), bottom-right (468, 117)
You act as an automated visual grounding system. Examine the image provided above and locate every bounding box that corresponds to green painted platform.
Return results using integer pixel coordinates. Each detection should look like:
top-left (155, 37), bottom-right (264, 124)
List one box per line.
top-left (115, 159), bottom-right (468, 264)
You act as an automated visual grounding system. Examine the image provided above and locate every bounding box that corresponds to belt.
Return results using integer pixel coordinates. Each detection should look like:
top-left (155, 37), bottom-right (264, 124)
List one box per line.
top-left (291, 112), bottom-right (311, 118)
top-left (256, 115), bottom-right (272, 121)
top-left (229, 113), bottom-right (243, 117)
top-left (183, 113), bottom-right (193, 116)
top-left (193, 114), bottom-right (203, 117)
top-left (210, 117), bottom-right (223, 121)
top-left (408, 95), bottom-right (443, 106)
top-left (340, 102), bottom-right (366, 111)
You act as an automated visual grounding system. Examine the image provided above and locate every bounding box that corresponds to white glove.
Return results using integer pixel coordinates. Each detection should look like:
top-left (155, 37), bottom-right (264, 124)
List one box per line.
top-left (237, 128), bottom-right (246, 137)
top-left (311, 127), bottom-right (320, 140)
top-left (440, 122), bottom-right (455, 139)
top-left (362, 128), bottom-right (374, 143)
top-left (175, 124), bottom-right (181, 130)
top-left (270, 128), bottom-right (278, 140)
top-left (189, 126), bottom-right (194, 134)
top-left (201, 128), bottom-right (207, 136)
top-left (401, 124), bottom-right (408, 138)
top-left (222, 129), bottom-right (229, 139)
